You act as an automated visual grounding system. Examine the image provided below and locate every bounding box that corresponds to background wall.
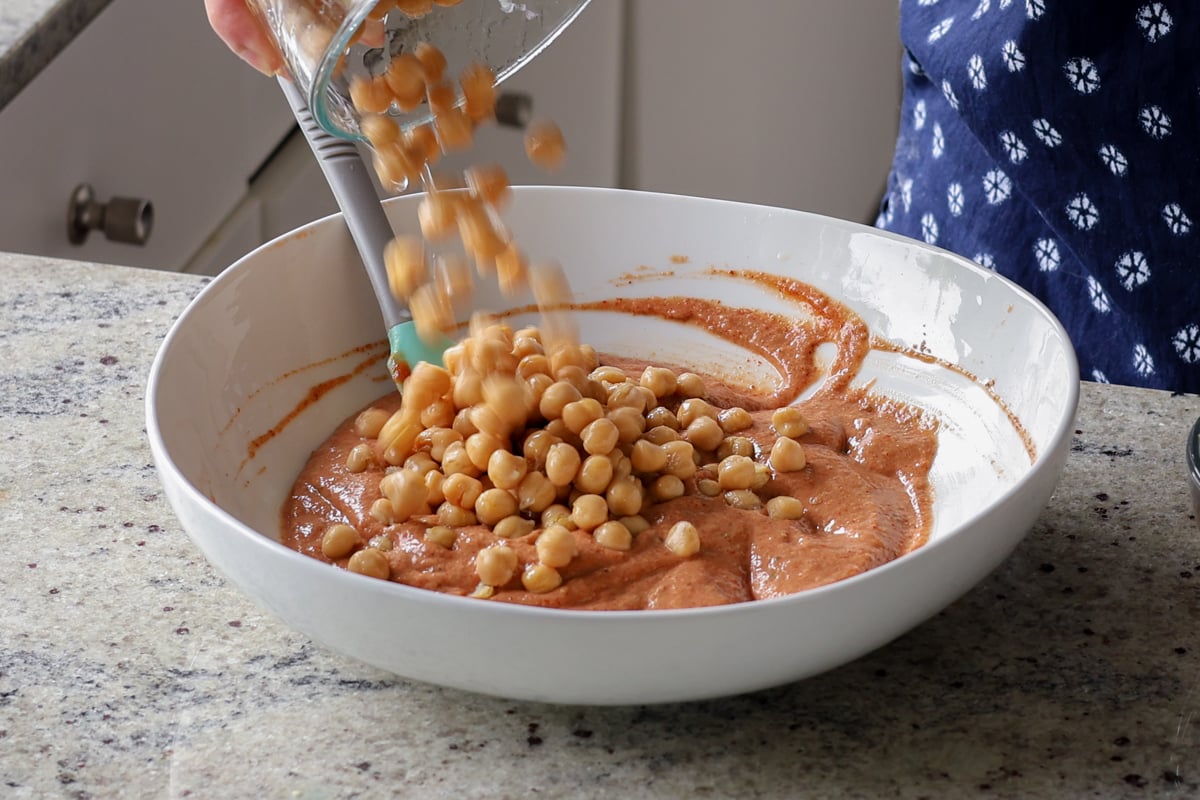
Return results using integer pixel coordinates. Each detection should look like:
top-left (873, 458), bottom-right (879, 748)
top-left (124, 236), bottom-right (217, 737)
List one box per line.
top-left (621, 0), bottom-right (902, 224)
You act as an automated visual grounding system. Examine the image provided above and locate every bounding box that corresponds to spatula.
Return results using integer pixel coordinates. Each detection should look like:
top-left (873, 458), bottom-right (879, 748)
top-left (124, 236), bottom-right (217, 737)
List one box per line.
top-left (278, 77), bottom-right (447, 389)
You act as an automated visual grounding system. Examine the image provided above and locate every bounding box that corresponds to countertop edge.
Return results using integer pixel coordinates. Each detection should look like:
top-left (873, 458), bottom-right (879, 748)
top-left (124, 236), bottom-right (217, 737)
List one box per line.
top-left (0, 0), bottom-right (113, 112)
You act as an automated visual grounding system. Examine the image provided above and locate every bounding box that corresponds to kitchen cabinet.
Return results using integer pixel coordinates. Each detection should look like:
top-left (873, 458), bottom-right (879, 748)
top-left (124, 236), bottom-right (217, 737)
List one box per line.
top-left (0, 0), bottom-right (295, 273)
top-left (623, 0), bottom-right (902, 224)
top-left (0, 0), bottom-right (898, 275)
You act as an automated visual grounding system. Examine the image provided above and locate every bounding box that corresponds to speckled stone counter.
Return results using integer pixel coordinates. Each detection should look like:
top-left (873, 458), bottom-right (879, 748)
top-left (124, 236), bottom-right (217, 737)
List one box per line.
top-left (3, 252), bottom-right (1199, 799)
top-left (0, 0), bottom-right (111, 111)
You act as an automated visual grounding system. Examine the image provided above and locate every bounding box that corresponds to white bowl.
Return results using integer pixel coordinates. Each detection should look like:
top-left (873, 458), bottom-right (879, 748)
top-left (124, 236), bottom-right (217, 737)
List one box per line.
top-left (146, 187), bottom-right (1078, 705)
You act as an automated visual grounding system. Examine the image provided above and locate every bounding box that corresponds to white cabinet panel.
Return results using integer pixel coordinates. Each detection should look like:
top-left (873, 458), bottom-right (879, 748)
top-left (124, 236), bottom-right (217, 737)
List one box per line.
top-left (0, 0), bottom-right (294, 271)
top-left (433, 0), bottom-right (623, 189)
top-left (624, 0), bottom-right (902, 223)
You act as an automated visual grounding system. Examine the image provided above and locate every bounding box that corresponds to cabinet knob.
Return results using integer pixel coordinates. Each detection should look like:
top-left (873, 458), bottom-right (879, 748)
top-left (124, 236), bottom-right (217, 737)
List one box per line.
top-left (67, 184), bottom-right (154, 246)
top-left (495, 91), bottom-right (533, 129)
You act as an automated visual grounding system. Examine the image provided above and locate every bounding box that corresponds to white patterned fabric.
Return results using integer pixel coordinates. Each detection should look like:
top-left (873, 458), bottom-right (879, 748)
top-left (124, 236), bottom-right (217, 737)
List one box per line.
top-left (878, 1), bottom-right (1198, 390)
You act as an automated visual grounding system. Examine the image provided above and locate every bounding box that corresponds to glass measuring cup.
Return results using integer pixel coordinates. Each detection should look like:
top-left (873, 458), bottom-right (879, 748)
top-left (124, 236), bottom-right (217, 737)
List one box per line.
top-left (248, 0), bottom-right (592, 141)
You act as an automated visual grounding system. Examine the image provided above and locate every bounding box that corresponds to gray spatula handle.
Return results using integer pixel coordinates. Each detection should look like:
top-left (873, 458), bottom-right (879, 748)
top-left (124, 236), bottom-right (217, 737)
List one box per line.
top-left (278, 77), bottom-right (410, 330)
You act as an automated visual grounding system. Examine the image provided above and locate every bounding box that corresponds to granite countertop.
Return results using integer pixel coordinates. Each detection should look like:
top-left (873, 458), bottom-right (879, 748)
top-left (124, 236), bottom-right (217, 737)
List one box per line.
top-left (0, 0), bottom-right (111, 111)
top-left (3, 252), bottom-right (1200, 799)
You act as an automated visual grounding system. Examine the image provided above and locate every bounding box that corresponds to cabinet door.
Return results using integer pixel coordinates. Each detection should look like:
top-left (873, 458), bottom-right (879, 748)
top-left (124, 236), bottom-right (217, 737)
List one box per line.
top-left (624, 0), bottom-right (901, 224)
top-left (432, 0), bottom-right (623, 190)
top-left (0, 0), bottom-right (294, 271)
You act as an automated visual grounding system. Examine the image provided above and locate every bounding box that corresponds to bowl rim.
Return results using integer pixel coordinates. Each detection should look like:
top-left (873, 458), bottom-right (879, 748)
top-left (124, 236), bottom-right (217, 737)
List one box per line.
top-left (1188, 415), bottom-right (1200, 487)
top-left (145, 185), bottom-right (1081, 620)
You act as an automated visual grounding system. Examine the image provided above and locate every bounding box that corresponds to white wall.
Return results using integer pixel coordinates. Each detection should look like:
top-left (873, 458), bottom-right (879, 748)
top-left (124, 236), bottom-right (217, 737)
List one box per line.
top-left (622, 0), bottom-right (902, 224)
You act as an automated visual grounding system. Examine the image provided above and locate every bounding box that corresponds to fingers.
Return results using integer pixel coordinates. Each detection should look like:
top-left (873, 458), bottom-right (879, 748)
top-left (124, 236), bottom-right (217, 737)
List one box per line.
top-left (204, 0), bottom-right (285, 75)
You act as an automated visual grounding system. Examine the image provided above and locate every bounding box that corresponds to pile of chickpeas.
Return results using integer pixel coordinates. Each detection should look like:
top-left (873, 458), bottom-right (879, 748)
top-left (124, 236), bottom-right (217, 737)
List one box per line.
top-left (318, 2), bottom-right (812, 596)
top-left (322, 317), bottom-right (815, 596)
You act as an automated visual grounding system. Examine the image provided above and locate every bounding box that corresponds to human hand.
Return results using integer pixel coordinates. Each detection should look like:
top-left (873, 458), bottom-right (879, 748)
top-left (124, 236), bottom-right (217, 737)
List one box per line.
top-left (204, 0), bottom-right (284, 75)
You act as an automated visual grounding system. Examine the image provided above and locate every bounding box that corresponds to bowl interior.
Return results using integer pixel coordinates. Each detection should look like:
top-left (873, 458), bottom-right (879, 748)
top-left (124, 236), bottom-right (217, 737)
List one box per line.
top-left (152, 187), bottom-right (1076, 546)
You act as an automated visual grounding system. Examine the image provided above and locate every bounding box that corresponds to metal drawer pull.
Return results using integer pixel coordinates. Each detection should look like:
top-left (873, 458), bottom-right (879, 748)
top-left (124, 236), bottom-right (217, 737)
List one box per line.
top-left (495, 91), bottom-right (533, 129)
top-left (67, 183), bottom-right (154, 246)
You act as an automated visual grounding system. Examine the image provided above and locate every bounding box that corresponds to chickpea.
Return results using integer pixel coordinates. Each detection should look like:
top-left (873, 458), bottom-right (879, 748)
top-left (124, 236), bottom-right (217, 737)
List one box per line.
top-left (379, 469), bottom-right (427, 520)
top-left (574, 454), bottom-right (615, 495)
top-left (521, 563), bottom-right (562, 593)
top-left (772, 407), bottom-right (810, 439)
top-left (475, 545), bottom-right (518, 586)
top-left (662, 440), bottom-right (698, 479)
top-left (606, 477), bottom-right (644, 517)
top-left (493, 515), bottom-right (535, 539)
top-left (522, 429), bottom-right (560, 469)
top-left (348, 548), bottom-right (391, 579)
top-left (664, 521), bottom-right (701, 557)
top-left (640, 366), bottom-right (677, 399)
top-left (643, 425), bottom-right (681, 446)
top-left (369, 497), bottom-right (395, 524)
top-left (475, 488), bottom-right (519, 526)
top-left (452, 370), bottom-right (484, 409)
top-left (766, 496), bottom-right (806, 520)
top-left (418, 192), bottom-right (459, 242)
top-left (383, 235), bottom-right (427, 300)
top-left (619, 515), bottom-right (651, 535)
top-left (570, 494), bottom-right (609, 530)
top-left (683, 416), bottom-right (725, 452)
top-left (517, 471), bottom-right (558, 514)
top-left (676, 398), bottom-right (718, 428)
top-left (545, 441), bottom-right (583, 487)
top-left (525, 119), bottom-right (566, 171)
top-left (441, 472), bottom-right (483, 510)
top-left (425, 525), bottom-right (457, 548)
top-left (580, 417), bottom-right (620, 456)
top-left (460, 62), bottom-right (498, 122)
top-left (724, 489), bottom-right (763, 511)
top-left (465, 432), bottom-right (506, 472)
top-left (368, 534), bottom-right (393, 552)
top-left (675, 372), bottom-right (707, 399)
top-left (561, 398), bottom-right (604, 435)
top-left (346, 442), bottom-right (373, 473)
top-left (645, 407), bottom-right (680, 431)
top-left (627, 439), bottom-right (664, 473)
top-left (540, 504), bottom-right (574, 530)
top-left (590, 365), bottom-right (628, 385)
top-left (517, 354), bottom-right (552, 380)
top-left (440, 440), bottom-right (479, 477)
top-left (719, 407), bottom-right (754, 434)
top-left (420, 399), bottom-right (457, 430)
top-left (437, 501), bottom-right (477, 527)
top-left (535, 524), bottom-right (578, 568)
top-left (697, 478), bottom-right (721, 497)
top-left (717, 436), bottom-right (756, 461)
top-left (355, 407), bottom-right (391, 438)
top-left (321, 523), bottom-right (360, 559)
top-left (539, 380), bottom-right (583, 420)
top-left (717, 455), bottom-right (757, 490)
top-left (605, 382), bottom-right (648, 414)
top-left (487, 449), bottom-right (528, 490)
top-left (650, 474), bottom-right (686, 502)
top-left (607, 406), bottom-right (646, 443)
top-left (414, 41), bottom-right (447, 82)
top-left (403, 451), bottom-right (438, 477)
top-left (768, 436), bottom-right (807, 472)
top-left (424, 468), bottom-right (446, 505)
top-left (593, 520), bottom-right (632, 551)
top-left (465, 163), bottom-right (511, 207)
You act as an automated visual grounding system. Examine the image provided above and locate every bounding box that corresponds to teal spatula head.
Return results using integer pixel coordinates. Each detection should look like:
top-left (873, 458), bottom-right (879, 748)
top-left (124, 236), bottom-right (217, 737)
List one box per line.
top-left (387, 321), bottom-right (453, 386)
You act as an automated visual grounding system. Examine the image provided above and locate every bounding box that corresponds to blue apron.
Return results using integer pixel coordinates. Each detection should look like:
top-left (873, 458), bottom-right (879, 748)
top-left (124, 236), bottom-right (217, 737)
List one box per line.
top-left (878, 0), bottom-right (1199, 391)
